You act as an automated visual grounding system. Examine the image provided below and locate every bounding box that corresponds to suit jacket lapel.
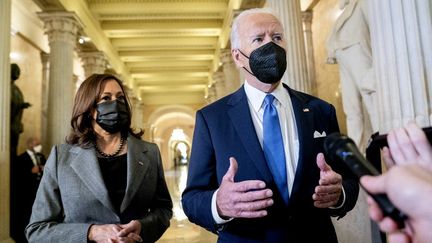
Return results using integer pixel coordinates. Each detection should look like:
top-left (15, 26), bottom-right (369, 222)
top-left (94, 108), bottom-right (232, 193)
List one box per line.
top-left (227, 87), bottom-right (273, 181)
top-left (285, 85), bottom-right (315, 198)
top-left (70, 146), bottom-right (115, 212)
top-left (120, 135), bottom-right (150, 213)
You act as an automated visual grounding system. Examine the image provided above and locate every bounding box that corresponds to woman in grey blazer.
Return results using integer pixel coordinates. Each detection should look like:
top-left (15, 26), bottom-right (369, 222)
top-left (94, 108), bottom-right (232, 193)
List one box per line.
top-left (26, 74), bottom-right (173, 243)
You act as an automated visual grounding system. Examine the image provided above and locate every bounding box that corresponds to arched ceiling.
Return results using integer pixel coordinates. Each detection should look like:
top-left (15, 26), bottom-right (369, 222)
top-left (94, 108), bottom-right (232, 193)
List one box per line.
top-left (33, 0), bottom-right (265, 106)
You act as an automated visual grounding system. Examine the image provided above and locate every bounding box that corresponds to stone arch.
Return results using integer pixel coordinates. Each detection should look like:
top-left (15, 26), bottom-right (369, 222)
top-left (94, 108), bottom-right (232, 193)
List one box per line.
top-left (147, 105), bottom-right (195, 127)
top-left (146, 105), bottom-right (196, 170)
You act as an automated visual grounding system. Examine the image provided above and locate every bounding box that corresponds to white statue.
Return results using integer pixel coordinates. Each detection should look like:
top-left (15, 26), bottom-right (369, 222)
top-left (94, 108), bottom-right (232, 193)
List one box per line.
top-left (327, 0), bottom-right (378, 151)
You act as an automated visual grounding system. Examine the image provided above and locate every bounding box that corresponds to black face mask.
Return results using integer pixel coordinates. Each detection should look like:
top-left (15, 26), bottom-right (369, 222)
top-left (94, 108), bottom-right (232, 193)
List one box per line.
top-left (239, 42), bottom-right (287, 84)
top-left (95, 100), bottom-right (130, 134)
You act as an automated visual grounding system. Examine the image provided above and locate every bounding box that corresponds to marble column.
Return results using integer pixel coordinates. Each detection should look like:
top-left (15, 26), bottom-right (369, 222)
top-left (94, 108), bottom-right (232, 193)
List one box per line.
top-left (136, 101), bottom-right (144, 131)
top-left (40, 52), bottom-right (50, 155)
top-left (369, 0), bottom-right (432, 132)
top-left (206, 85), bottom-right (217, 104)
top-left (0, 0), bottom-right (13, 241)
top-left (302, 10), bottom-right (316, 95)
top-left (220, 48), bottom-right (241, 93)
top-left (79, 51), bottom-right (107, 78)
top-left (130, 97), bottom-right (138, 129)
top-left (38, 12), bottom-right (82, 148)
top-left (212, 70), bottom-right (226, 99)
top-left (132, 98), bottom-right (144, 130)
top-left (266, 0), bottom-right (310, 93)
top-left (124, 87), bottom-right (142, 130)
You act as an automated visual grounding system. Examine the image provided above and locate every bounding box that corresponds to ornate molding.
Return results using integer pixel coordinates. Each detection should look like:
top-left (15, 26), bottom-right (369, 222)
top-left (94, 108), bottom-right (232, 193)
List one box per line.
top-left (117, 44), bottom-right (216, 50)
top-left (219, 48), bottom-right (233, 65)
top-left (32, 0), bottom-right (65, 11)
top-left (103, 18), bottom-right (222, 24)
top-left (79, 51), bottom-right (108, 76)
top-left (301, 10), bottom-right (313, 23)
top-left (38, 11), bottom-right (82, 45)
top-left (240, 0), bottom-right (266, 9)
top-left (79, 51), bottom-right (107, 63)
top-left (99, 12), bottom-right (223, 21)
top-left (40, 51), bottom-right (50, 67)
top-left (88, 0), bottom-right (227, 3)
top-left (211, 70), bottom-right (225, 83)
top-left (106, 30), bottom-right (220, 37)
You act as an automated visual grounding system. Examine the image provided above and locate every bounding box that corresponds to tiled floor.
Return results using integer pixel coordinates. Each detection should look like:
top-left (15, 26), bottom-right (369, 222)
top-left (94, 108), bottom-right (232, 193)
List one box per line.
top-left (158, 166), bottom-right (217, 243)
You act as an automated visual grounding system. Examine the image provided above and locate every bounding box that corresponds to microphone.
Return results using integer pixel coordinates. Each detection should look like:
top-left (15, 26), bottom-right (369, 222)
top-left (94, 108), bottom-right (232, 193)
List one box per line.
top-left (323, 132), bottom-right (407, 229)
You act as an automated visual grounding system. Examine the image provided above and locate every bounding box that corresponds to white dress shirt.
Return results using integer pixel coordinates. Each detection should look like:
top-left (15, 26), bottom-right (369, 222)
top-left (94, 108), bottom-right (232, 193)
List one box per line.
top-left (26, 149), bottom-right (39, 167)
top-left (243, 81), bottom-right (300, 193)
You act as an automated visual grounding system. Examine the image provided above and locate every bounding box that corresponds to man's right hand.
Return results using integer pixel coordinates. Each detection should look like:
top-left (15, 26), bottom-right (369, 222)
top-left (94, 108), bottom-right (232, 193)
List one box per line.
top-left (216, 157), bottom-right (273, 219)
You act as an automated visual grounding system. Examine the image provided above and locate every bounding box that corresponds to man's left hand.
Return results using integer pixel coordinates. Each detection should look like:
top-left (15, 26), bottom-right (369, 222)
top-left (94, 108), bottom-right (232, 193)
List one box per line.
top-left (313, 153), bottom-right (342, 208)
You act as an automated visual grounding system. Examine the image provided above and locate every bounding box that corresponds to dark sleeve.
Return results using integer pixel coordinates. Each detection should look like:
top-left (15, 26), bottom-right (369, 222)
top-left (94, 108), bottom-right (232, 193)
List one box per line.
top-left (327, 104), bottom-right (359, 218)
top-left (181, 110), bottom-right (219, 233)
top-left (138, 144), bottom-right (173, 243)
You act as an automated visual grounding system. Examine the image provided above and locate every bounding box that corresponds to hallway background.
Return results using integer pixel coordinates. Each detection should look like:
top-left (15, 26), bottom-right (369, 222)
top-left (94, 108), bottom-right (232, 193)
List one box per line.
top-left (1, 0), bottom-right (431, 242)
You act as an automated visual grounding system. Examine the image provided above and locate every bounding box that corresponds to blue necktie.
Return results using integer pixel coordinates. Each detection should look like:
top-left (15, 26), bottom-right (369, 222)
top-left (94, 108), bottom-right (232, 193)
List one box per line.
top-left (263, 94), bottom-right (289, 204)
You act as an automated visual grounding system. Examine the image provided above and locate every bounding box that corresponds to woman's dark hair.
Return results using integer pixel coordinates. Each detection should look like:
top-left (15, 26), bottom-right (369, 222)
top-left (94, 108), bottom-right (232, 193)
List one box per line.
top-left (66, 74), bottom-right (143, 147)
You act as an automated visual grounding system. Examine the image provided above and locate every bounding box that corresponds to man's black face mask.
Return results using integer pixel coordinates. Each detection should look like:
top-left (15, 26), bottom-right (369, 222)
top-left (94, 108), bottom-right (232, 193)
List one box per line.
top-left (95, 100), bottom-right (130, 134)
top-left (239, 42), bottom-right (287, 84)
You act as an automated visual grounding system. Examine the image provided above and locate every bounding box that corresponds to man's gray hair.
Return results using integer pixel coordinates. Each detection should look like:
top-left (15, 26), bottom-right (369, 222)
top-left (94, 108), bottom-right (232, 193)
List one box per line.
top-left (230, 8), bottom-right (283, 50)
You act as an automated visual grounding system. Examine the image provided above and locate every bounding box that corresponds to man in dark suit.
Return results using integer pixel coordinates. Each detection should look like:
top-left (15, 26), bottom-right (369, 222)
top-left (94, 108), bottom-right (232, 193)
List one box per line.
top-left (181, 8), bottom-right (359, 242)
top-left (11, 137), bottom-right (45, 243)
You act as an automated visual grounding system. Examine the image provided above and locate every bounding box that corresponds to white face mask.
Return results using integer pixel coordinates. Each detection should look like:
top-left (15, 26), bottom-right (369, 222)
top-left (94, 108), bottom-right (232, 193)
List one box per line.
top-left (33, 144), bottom-right (42, 153)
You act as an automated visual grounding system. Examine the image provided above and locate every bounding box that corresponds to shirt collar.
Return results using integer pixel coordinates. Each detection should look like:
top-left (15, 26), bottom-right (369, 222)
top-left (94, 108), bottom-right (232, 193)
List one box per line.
top-left (244, 81), bottom-right (288, 112)
top-left (26, 149), bottom-right (37, 160)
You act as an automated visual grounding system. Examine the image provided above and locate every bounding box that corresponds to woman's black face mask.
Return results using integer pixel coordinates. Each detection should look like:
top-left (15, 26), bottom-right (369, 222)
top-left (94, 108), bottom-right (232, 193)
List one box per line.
top-left (239, 42), bottom-right (287, 84)
top-left (95, 100), bottom-right (130, 134)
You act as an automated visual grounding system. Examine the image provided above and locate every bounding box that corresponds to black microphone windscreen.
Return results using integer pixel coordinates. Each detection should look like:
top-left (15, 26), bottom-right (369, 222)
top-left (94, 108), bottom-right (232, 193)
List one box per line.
top-left (323, 132), bottom-right (355, 162)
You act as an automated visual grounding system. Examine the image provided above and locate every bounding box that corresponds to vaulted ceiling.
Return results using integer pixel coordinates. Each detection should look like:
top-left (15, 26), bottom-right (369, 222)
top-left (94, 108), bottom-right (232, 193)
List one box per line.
top-left (33, 0), bottom-right (265, 106)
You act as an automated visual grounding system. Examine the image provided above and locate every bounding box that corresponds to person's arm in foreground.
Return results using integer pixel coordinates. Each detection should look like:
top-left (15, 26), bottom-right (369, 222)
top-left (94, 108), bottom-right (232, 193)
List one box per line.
top-left (361, 122), bottom-right (432, 243)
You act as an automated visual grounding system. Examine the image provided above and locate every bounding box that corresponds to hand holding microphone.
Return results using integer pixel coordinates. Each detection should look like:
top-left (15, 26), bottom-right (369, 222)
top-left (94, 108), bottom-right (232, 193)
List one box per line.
top-left (323, 133), bottom-right (407, 229)
top-left (324, 123), bottom-right (432, 243)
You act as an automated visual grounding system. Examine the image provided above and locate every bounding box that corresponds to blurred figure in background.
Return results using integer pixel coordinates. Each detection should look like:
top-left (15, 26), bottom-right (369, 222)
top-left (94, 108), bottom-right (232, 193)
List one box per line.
top-left (11, 137), bottom-right (46, 243)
